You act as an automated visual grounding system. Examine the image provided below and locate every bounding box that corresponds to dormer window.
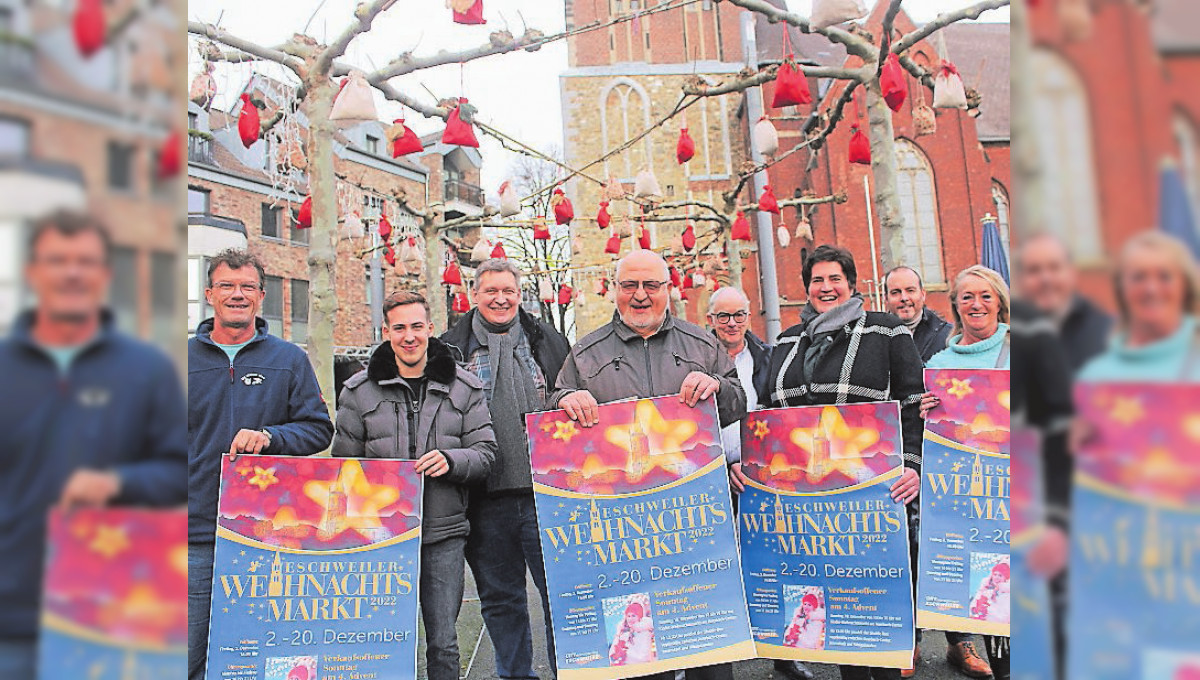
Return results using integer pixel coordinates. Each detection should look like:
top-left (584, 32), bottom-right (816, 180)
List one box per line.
top-left (365, 134), bottom-right (380, 155)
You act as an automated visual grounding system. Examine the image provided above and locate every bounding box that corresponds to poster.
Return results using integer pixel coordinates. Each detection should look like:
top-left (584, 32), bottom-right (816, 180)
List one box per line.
top-left (38, 508), bottom-right (187, 679)
top-left (738, 402), bottom-right (915, 668)
top-left (206, 455), bottom-right (423, 680)
top-left (916, 368), bottom-right (1011, 636)
top-left (1069, 384), bottom-right (1200, 680)
top-left (1009, 428), bottom-right (1054, 680)
top-left (528, 396), bottom-right (755, 680)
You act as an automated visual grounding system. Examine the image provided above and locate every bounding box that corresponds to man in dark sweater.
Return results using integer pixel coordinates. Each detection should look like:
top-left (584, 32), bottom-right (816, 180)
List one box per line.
top-left (441, 258), bottom-right (570, 680)
top-left (884, 266), bottom-right (952, 363)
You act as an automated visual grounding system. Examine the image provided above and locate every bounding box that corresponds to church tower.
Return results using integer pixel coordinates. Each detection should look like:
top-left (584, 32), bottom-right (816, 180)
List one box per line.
top-left (969, 451), bottom-right (985, 496)
top-left (320, 464), bottom-right (350, 538)
top-left (589, 499), bottom-right (605, 543)
top-left (773, 492), bottom-right (787, 534)
top-left (268, 551), bottom-right (284, 597)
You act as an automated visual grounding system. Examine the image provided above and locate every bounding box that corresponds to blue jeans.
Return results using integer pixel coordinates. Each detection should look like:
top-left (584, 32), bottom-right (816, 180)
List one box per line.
top-left (466, 493), bottom-right (555, 680)
top-left (0, 638), bottom-right (36, 678)
top-left (188, 542), bottom-right (214, 680)
top-left (422, 536), bottom-right (469, 680)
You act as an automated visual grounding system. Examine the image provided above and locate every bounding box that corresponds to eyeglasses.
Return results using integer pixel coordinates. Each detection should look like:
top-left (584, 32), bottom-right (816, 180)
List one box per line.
top-left (710, 311), bottom-right (749, 324)
top-left (617, 280), bottom-right (668, 294)
top-left (212, 282), bottom-right (263, 294)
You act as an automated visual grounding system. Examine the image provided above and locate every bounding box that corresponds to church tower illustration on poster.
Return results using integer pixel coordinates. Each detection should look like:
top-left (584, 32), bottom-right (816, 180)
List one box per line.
top-left (969, 451), bottom-right (984, 497)
top-left (590, 498), bottom-right (604, 543)
top-left (268, 551), bottom-right (283, 597)
top-left (773, 492), bottom-right (787, 534)
top-left (320, 465), bottom-right (349, 539)
top-left (627, 422), bottom-right (651, 479)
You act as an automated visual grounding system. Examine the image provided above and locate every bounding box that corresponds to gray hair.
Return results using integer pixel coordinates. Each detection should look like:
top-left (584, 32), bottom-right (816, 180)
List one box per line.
top-left (707, 286), bottom-right (749, 314)
top-left (472, 258), bottom-right (523, 289)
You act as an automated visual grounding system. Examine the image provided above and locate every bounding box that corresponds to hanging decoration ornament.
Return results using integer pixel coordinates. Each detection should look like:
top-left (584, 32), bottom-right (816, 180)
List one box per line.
top-left (848, 124), bottom-right (871, 165)
top-left (538, 278), bottom-right (554, 303)
top-left (693, 271), bottom-right (707, 287)
top-left (682, 271), bottom-right (694, 289)
top-left (498, 180), bottom-right (521, 217)
top-left (604, 228), bottom-right (622, 255)
top-left (731, 212), bottom-right (752, 241)
top-left (340, 212), bottom-right (365, 239)
top-left (295, 195), bottom-right (313, 229)
top-left (676, 127), bottom-right (695, 164)
top-left (638, 221), bottom-right (652, 250)
top-left (753, 117), bottom-right (779, 157)
top-left (383, 246), bottom-right (397, 267)
top-left (330, 71), bottom-right (379, 122)
top-left (378, 209), bottom-right (393, 241)
top-left (551, 187), bottom-right (574, 225)
top-left (532, 216), bottom-right (551, 240)
top-left (681, 222), bottom-right (696, 252)
top-left (880, 53), bottom-right (908, 112)
top-left (190, 62), bottom-right (218, 108)
top-left (593, 277), bottom-right (609, 296)
top-left (634, 168), bottom-right (661, 199)
top-left (603, 176), bottom-right (627, 202)
top-left (795, 215), bottom-right (814, 241)
top-left (237, 94), bottom-right (260, 148)
top-left (933, 61), bottom-right (967, 109)
top-left (442, 259), bottom-right (463, 286)
top-left (772, 56), bottom-right (812, 108)
top-left (442, 98), bottom-right (481, 147)
top-left (73, 0), bottom-right (106, 58)
top-left (157, 129), bottom-right (183, 179)
top-left (452, 291), bottom-right (471, 313)
top-left (388, 118), bottom-right (425, 157)
top-left (401, 235), bottom-right (423, 271)
top-left (758, 185), bottom-right (780, 214)
top-left (777, 224), bottom-right (792, 248)
top-left (490, 241), bottom-right (507, 259)
top-left (669, 266), bottom-right (682, 288)
top-left (471, 236), bottom-right (492, 262)
top-left (809, 0), bottom-right (868, 31)
top-left (449, 0), bottom-right (486, 25)
top-left (913, 87), bottom-right (937, 136)
top-left (596, 201), bottom-right (611, 229)
top-left (557, 283), bottom-right (574, 306)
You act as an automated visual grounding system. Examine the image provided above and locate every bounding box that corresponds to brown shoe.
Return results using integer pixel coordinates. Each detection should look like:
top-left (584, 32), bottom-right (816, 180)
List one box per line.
top-left (900, 643), bottom-right (919, 678)
top-left (946, 640), bottom-right (993, 678)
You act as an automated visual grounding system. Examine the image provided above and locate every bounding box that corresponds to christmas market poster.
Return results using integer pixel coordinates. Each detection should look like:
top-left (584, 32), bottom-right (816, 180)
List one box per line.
top-left (528, 396), bottom-right (755, 680)
top-left (916, 368), bottom-right (1011, 636)
top-left (206, 456), bottom-right (422, 680)
top-left (738, 402), bottom-right (915, 668)
top-left (1069, 384), bottom-right (1200, 680)
top-left (1009, 428), bottom-right (1054, 680)
top-left (38, 507), bottom-right (187, 679)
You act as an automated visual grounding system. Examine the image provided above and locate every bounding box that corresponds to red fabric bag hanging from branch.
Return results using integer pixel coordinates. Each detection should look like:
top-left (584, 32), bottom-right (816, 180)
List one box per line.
top-left (449, 0), bottom-right (485, 25)
top-left (848, 125), bottom-right (871, 165)
top-left (681, 222), bottom-right (696, 251)
top-left (604, 230), bottom-right (622, 255)
top-left (551, 188), bottom-right (574, 225)
top-left (596, 201), bottom-right (611, 229)
top-left (532, 217), bottom-right (551, 240)
top-left (772, 57), bottom-right (812, 108)
top-left (378, 211), bottom-right (392, 241)
top-left (669, 267), bottom-right (682, 288)
top-left (758, 185), bottom-right (780, 214)
top-left (442, 99), bottom-right (480, 148)
top-left (731, 212), bottom-right (752, 241)
top-left (389, 119), bottom-right (425, 157)
top-left (676, 127), bottom-right (695, 164)
top-left (452, 291), bottom-right (471, 313)
top-left (442, 260), bottom-right (463, 286)
top-left (880, 53), bottom-right (908, 112)
top-left (490, 241), bottom-right (507, 259)
top-left (638, 223), bottom-right (652, 250)
top-left (557, 284), bottom-right (573, 306)
top-left (383, 247), bottom-right (396, 267)
top-left (237, 94), bottom-right (260, 148)
top-left (295, 195), bottom-right (313, 229)
top-left (73, 0), bottom-right (105, 58)
top-left (157, 129), bottom-right (183, 179)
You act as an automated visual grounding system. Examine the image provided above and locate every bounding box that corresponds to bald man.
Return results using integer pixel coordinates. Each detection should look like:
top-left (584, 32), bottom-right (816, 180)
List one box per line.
top-left (1016, 233), bottom-right (1111, 373)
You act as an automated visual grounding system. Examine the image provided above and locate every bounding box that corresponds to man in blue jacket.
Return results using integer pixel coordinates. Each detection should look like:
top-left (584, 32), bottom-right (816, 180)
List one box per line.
top-left (187, 248), bottom-right (334, 680)
top-left (0, 211), bottom-right (187, 677)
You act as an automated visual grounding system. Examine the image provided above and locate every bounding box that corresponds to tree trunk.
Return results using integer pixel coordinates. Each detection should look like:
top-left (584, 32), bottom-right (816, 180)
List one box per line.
top-left (866, 82), bottom-right (906, 273)
top-left (726, 226), bottom-right (743, 291)
top-left (424, 217), bottom-right (447, 332)
top-left (303, 80), bottom-right (338, 428)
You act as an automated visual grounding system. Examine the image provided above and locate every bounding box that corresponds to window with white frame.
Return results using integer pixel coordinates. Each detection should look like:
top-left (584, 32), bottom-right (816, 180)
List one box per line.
top-left (263, 275), bottom-right (284, 337)
top-left (894, 139), bottom-right (945, 285)
top-left (1031, 49), bottom-right (1101, 260)
top-left (992, 182), bottom-right (1011, 261)
top-left (188, 256), bottom-right (206, 334)
top-left (600, 79), bottom-right (653, 180)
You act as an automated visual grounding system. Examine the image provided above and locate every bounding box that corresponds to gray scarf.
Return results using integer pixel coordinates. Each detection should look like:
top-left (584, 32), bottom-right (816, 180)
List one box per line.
top-left (472, 313), bottom-right (541, 493)
top-left (799, 295), bottom-right (866, 387)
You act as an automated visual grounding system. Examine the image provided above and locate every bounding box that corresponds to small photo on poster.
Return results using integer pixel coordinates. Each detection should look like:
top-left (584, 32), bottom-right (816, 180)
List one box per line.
top-left (1141, 647), bottom-right (1200, 679)
top-left (603, 592), bottom-right (657, 666)
top-left (782, 585), bottom-right (826, 651)
top-left (969, 553), bottom-right (1010, 624)
top-left (265, 655), bottom-right (317, 680)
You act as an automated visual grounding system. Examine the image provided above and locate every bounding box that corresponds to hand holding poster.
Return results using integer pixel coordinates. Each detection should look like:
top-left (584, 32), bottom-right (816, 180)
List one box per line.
top-left (738, 402), bottom-right (915, 668)
top-left (916, 369), bottom-right (1010, 636)
top-left (527, 396), bottom-right (755, 680)
top-left (39, 508), bottom-right (187, 679)
top-left (206, 456), bottom-right (422, 680)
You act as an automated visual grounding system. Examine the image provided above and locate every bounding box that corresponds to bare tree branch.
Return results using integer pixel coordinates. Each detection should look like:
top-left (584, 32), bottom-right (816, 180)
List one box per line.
top-left (188, 21), bottom-right (305, 76)
top-left (735, 191), bottom-right (848, 213)
top-left (891, 0), bottom-right (1011, 55)
top-left (682, 64), bottom-right (867, 98)
top-left (314, 0), bottom-right (398, 76)
top-left (877, 0), bottom-right (905, 72)
top-left (370, 27), bottom-right (551, 80)
top-left (722, 0), bottom-right (876, 60)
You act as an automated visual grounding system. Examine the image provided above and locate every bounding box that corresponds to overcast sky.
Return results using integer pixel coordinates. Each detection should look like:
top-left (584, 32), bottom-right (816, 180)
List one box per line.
top-left (189, 0), bottom-right (1008, 194)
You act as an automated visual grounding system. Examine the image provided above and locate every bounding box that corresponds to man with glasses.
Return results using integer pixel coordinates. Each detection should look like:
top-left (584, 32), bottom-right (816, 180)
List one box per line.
top-left (187, 248), bottom-right (334, 680)
top-left (0, 211), bottom-right (187, 677)
top-left (441, 258), bottom-right (570, 680)
top-left (551, 249), bottom-right (746, 680)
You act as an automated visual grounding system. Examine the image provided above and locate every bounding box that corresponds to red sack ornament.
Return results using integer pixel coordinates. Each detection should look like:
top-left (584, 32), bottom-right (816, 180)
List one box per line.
top-left (848, 125), bottom-right (871, 165)
top-left (758, 185), bottom-right (780, 214)
top-left (442, 99), bottom-right (480, 148)
top-left (772, 57), bottom-right (812, 108)
top-left (682, 272), bottom-right (694, 289)
top-left (557, 284), bottom-right (574, 305)
top-left (552, 188), bottom-right (574, 225)
top-left (669, 267), bottom-right (682, 288)
top-left (880, 53), bottom-right (908, 112)
top-left (73, 0), bottom-right (105, 58)
top-left (676, 127), bottom-right (695, 164)
top-left (390, 120), bottom-right (424, 157)
top-left (731, 212), bottom-right (752, 241)
top-left (378, 212), bottom-right (392, 241)
top-left (384, 247), bottom-right (396, 267)
top-left (452, 292), bottom-right (471, 313)
top-left (532, 217), bottom-right (551, 240)
top-left (156, 129), bottom-right (182, 179)
top-left (604, 231), bottom-right (622, 255)
top-left (491, 241), bottom-right (507, 259)
top-left (295, 195), bottom-right (313, 229)
top-left (237, 94), bottom-right (260, 148)
top-left (597, 201), bottom-right (611, 229)
top-left (450, 0), bottom-right (485, 25)
top-left (638, 223), bottom-right (651, 250)
top-left (442, 260), bottom-right (463, 286)
top-left (682, 223), bottom-right (696, 251)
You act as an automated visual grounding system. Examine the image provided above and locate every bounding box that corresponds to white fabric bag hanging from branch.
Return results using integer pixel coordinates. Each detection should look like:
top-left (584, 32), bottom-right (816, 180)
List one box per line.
top-left (330, 71), bottom-right (379, 122)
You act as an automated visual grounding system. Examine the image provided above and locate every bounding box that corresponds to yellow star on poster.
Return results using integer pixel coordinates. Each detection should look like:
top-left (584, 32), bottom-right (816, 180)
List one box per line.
top-left (551, 420), bottom-right (580, 444)
top-left (1110, 397), bottom-right (1144, 426)
top-left (946, 378), bottom-right (975, 400)
top-left (604, 399), bottom-right (699, 474)
top-left (997, 390), bottom-right (1010, 411)
top-left (248, 466), bottom-right (279, 491)
top-left (89, 524), bottom-right (130, 558)
top-left (304, 459), bottom-right (401, 532)
top-left (787, 405), bottom-right (881, 480)
top-left (541, 421), bottom-right (556, 433)
top-left (751, 420), bottom-right (770, 441)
